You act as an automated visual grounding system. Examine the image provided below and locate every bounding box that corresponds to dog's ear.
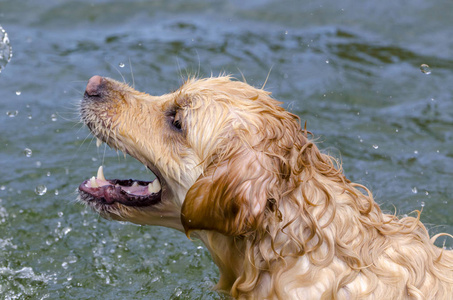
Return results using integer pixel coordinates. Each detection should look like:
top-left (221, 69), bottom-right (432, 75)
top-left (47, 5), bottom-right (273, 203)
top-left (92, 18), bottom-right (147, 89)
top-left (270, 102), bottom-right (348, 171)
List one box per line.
top-left (180, 85), bottom-right (306, 237)
top-left (181, 141), bottom-right (274, 237)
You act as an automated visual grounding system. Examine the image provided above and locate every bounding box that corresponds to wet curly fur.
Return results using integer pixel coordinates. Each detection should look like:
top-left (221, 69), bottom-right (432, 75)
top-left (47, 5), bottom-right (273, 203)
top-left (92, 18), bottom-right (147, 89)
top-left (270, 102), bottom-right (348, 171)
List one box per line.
top-left (80, 76), bottom-right (453, 299)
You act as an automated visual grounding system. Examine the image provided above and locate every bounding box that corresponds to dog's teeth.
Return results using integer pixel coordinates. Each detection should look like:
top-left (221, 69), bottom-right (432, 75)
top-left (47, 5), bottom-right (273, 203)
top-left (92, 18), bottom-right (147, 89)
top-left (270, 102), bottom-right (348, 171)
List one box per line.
top-left (132, 181), bottom-right (139, 187)
top-left (148, 183), bottom-right (156, 194)
top-left (148, 179), bottom-right (161, 194)
top-left (96, 166), bottom-right (106, 181)
top-left (96, 138), bottom-right (102, 148)
top-left (90, 176), bottom-right (99, 188)
top-left (154, 178), bottom-right (161, 191)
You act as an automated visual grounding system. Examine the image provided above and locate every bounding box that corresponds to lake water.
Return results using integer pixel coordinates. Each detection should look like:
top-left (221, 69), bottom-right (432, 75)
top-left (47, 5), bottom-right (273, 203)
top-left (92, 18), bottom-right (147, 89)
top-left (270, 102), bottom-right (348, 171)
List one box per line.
top-left (1, 1), bottom-right (452, 299)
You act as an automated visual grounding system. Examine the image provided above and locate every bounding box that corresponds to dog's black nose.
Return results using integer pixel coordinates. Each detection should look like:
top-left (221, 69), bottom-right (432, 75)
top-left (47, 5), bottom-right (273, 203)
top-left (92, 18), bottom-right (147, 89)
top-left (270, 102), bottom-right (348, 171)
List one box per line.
top-left (85, 75), bottom-right (104, 97)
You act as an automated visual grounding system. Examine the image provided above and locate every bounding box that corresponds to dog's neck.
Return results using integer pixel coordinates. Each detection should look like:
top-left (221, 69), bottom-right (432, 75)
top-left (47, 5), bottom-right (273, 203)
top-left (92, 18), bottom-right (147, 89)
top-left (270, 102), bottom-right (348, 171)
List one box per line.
top-left (195, 232), bottom-right (246, 292)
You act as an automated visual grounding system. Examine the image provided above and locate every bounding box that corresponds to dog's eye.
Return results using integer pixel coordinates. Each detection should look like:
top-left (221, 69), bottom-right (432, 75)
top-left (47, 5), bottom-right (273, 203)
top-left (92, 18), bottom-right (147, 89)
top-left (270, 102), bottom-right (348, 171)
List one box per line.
top-left (168, 110), bottom-right (182, 131)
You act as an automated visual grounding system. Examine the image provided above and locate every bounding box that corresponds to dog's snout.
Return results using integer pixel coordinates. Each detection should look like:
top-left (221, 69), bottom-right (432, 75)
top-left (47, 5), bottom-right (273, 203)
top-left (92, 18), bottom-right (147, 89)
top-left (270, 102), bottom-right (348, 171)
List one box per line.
top-left (85, 75), bottom-right (104, 97)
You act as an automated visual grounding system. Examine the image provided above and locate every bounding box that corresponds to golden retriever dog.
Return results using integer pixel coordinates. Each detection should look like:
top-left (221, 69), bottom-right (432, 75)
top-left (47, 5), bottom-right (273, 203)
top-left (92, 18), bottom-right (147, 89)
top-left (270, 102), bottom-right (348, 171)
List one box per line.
top-left (78, 75), bottom-right (453, 299)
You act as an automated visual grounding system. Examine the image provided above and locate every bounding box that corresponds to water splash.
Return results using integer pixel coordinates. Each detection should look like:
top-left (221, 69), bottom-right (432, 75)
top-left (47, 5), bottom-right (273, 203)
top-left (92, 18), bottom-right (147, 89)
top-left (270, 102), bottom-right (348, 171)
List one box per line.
top-left (6, 110), bottom-right (18, 117)
top-left (0, 266), bottom-right (51, 283)
top-left (0, 25), bottom-right (12, 73)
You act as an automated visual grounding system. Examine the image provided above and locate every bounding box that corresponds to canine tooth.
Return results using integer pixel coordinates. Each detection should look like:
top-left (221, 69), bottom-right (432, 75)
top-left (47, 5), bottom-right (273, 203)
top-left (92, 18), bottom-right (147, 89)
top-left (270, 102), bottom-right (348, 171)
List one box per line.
top-left (132, 181), bottom-right (139, 187)
top-left (90, 176), bottom-right (99, 188)
top-left (147, 183), bottom-right (155, 193)
top-left (154, 178), bottom-right (161, 191)
top-left (96, 138), bottom-right (102, 148)
top-left (148, 179), bottom-right (161, 194)
top-left (97, 166), bottom-right (106, 181)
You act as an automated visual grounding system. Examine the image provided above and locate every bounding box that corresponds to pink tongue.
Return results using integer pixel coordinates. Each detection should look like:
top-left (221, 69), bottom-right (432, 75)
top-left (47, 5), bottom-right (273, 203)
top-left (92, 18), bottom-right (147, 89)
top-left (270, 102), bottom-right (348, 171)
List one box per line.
top-left (87, 178), bottom-right (151, 197)
top-left (121, 185), bottom-right (150, 196)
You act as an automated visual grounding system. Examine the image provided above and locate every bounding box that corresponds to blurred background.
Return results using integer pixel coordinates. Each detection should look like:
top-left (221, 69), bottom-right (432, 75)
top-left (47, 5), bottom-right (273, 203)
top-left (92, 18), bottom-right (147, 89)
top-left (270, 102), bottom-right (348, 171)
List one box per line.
top-left (0, 0), bottom-right (452, 299)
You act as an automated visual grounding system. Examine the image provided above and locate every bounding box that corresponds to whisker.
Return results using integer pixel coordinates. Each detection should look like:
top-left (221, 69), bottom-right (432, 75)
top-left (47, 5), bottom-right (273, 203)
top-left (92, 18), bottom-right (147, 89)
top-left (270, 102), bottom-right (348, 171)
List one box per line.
top-left (107, 60), bottom-right (127, 84)
top-left (196, 49), bottom-right (201, 79)
top-left (237, 67), bottom-right (247, 83)
top-left (176, 56), bottom-right (185, 84)
top-left (129, 57), bottom-right (135, 89)
top-left (101, 141), bottom-right (108, 167)
top-left (68, 128), bottom-right (95, 171)
top-left (68, 86), bottom-right (86, 96)
top-left (261, 64), bottom-right (274, 89)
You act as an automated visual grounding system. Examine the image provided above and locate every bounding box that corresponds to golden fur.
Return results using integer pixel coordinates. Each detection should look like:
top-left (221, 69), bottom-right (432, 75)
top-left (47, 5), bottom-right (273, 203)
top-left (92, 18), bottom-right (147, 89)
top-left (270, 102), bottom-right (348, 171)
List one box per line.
top-left (80, 76), bottom-right (453, 299)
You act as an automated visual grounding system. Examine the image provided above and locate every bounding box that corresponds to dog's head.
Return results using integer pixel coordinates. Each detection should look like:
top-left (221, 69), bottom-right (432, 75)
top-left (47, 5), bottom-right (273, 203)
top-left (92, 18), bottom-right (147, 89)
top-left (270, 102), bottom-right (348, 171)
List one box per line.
top-left (79, 76), bottom-right (305, 236)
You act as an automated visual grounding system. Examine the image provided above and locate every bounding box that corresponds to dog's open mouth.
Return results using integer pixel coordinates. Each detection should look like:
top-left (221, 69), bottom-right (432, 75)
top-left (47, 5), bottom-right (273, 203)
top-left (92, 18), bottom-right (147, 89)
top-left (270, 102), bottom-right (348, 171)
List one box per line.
top-left (79, 165), bottom-right (162, 207)
top-left (78, 75), bottom-right (166, 210)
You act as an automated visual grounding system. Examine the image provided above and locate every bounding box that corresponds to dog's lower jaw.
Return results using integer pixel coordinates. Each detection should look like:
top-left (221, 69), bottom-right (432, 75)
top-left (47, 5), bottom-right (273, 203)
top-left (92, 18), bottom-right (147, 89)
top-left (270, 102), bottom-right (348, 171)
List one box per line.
top-left (105, 201), bottom-right (185, 232)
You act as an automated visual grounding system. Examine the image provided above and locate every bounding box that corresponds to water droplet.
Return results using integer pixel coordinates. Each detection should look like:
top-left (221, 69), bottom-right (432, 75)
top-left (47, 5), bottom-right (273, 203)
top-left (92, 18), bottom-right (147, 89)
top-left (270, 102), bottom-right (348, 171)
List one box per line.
top-left (414, 150), bottom-right (418, 154)
top-left (23, 148), bottom-right (32, 157)
top-left (51, 114), bottom-right (57, 122)
top-left (54, 189), bottom-right (59, 196)
top-left (412, 187), bottom-right (418, 194)
top-left (0, 186), bottom-right (5, 191)
top-left (36, 161), bottom-right (42, 168)
top-left (28, 114), bottom-right (32, 119)
top-left (420, 201), bottom-right (425, 207)
top-left (425, 191), bottom-right (429, 196)
top-left (372, 144), bottom-right (379, 149)
top-left (35, 185), bottom-right (47, 196)
top-left (420, 64), bottom-right (431, 74)
top-left (325, 60), bottom-right (330, 64)
top-left (15, 91), bottom-right (21, 96)
top-left (6, 110), bottom-right (18, 117)
top-left (46, 172), bottom-right (51, 177)
top-left (118, 62), bottom-right (125, 68)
